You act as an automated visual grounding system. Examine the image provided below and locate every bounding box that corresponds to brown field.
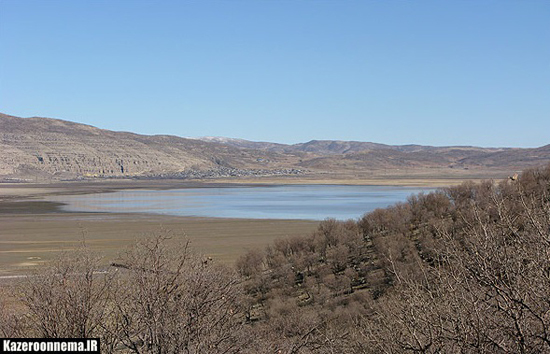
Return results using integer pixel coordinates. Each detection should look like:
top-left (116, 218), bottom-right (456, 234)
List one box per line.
top-left (0, 212), bottom-right (319, 276)
top-left (205, 168), bottom-right (511, 186)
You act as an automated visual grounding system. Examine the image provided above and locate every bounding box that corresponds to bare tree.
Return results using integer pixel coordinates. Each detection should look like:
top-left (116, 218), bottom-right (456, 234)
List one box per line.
top-left (15, 244), bottom-right (118, 352)
top-left (111, 232), bottom-right (247, 354)
top-left (357, 169), bottom-right (550, 353)
top-left (0, 287), bottom-right (25, 338)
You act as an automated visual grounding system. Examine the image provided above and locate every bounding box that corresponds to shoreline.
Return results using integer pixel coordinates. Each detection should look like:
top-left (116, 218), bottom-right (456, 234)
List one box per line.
top-left (0, 172), bottom-right (508, 276)
top-left (0, 172), bottom-right (495, 201)
top-left (0, 180), bottom-right (441, 221)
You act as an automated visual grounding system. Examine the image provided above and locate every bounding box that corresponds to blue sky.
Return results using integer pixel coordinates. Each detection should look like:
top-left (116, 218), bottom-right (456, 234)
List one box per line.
top-left (1, 1), bottom-right (549, 147)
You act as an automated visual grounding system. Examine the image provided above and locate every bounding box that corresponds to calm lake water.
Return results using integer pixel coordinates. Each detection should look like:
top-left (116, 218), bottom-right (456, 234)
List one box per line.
top-left (46, 185), bottom-right (434, 221)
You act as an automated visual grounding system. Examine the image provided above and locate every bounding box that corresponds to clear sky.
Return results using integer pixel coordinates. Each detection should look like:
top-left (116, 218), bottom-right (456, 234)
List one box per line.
top-left (1, 1), bottom-right (549, 147)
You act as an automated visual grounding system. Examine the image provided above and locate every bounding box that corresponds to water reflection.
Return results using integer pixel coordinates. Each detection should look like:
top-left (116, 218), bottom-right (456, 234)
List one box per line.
top-left (47, 185), bottom-right (434, 220)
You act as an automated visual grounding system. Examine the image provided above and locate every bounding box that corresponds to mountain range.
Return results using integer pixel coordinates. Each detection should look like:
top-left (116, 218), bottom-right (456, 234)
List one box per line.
top-left (1, 112), bottom-right (549, 181)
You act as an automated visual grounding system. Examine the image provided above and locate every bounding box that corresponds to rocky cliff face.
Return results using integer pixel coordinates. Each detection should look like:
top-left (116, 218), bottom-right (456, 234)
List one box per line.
top-left (0, 114), bottom-right (209, 179)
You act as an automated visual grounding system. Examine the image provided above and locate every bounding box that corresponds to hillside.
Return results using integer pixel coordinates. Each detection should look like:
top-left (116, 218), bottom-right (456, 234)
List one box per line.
top-left (199, 136), bottom-right (550, 172)
top-left (1, 112), bottom-right (550, 181)
top-left (230, 165), bottom-right (550, 353)
top-left (197, 137), bottom-right (505, 155)
top-left (0, 113), bottom-right (302, 181)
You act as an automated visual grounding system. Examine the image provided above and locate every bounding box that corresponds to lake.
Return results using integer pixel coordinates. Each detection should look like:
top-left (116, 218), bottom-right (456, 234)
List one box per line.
top-left (46, 185), bottom-right (434, 221)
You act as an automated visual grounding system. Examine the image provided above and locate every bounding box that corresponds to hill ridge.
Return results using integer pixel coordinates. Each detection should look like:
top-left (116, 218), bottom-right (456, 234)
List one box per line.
top-left (1, 113), bottom-right (549, 181)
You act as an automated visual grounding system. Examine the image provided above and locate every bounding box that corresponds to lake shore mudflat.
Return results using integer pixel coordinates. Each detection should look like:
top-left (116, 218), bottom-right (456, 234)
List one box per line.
top-left (0, 170), bottom-right (509, 275)
top-left (0, 212), bottom-right (319, 276)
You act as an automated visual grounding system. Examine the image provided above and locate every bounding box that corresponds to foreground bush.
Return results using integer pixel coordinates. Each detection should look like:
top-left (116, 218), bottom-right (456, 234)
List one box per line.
top-left (5, 233), bottom-right (246, 354)
top-left (237, 165), bottom-right (550, 353)
top-left (364, 167), bottom-right (550, 353)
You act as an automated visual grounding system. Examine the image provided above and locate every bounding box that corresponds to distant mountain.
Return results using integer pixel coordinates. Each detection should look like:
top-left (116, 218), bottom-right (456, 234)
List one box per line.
top-left (1, 112), bottom-right (549, 181)
top-left (459, 144), bottom-right (550, 168)
top-left (196, 137), bottom-right (506, 156)
top-left (194, 137), bottom-right (394, 154)
top-left (284, 140), bottom-right (393, 154)
top-left (196, 137), bottom-right (289, 151)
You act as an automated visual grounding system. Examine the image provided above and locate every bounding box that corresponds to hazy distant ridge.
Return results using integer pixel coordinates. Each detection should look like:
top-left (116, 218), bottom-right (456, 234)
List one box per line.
top-left (194, 137), bottom-right (506, 155)
top-left (1, 113), bottom-right (549, 181)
